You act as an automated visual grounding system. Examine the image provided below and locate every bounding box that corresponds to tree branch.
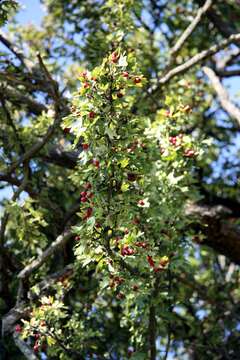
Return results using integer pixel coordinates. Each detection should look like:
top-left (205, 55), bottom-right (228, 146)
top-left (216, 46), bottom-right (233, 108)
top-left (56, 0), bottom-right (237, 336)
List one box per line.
top-left (0, 31), bottom-right (26, 68)
top-left (155, 33), bottom-right (240, 89)
top-left (170, 0), bottom-right (212, 57)
top-left (0, 86), bottom-right (47, 115)
top-left (186, 203), bottom-right (240, 264)
top-left (13, 332), bottom-right (38, 360)
top-left (203, 66), bottom-right (240, 127)
top-left (2, 264), bottom-right (74, 336)
top-left (194, 0), bottom-right (239, 40)
top-left (18, 230), bottom-right (73, 279)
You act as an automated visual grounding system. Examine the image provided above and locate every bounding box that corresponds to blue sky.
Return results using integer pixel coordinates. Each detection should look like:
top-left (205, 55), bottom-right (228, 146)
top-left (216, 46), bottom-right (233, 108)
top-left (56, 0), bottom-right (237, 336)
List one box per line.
top-left (17, 0), bottom-right (44, 26)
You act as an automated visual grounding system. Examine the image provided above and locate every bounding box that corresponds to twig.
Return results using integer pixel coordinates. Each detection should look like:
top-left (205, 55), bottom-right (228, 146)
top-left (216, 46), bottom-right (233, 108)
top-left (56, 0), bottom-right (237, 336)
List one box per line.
top-left (170, 0), bottom-right (212, 57)
top-left (37, 52), bottom-right (59, 101)
top-left (215, 48), bottom-right (240, 71)
top-left (0, 31), bottom-right (26, 68)
top-left (4, 111), bottom-right (62, 177)
top-left (195, 0), bottom-right (238, 40)
top-left (149, 304), bottom-right (157, 360)
top-left (203, 66), bottom-right (240, 127)
top-left (0, 97), bottom-right (25, 153)
top-left (163, 332), bottom-right (171, 360)
top-left (0, 85), bottom-right (47, 115)
top-left (148, 276), bottom-right (161, 360)
top-left (216, 69), bottom-right (240, 78)
top-left (1, 55), bottom-right (69, 177)
top-left (18, 230), bottom-right (73, 279)
top-left (154, 33), bottom-right (240, 89)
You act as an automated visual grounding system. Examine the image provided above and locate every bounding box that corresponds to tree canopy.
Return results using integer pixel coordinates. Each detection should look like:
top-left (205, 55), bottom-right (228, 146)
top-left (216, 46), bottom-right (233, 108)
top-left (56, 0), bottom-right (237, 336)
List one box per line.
top-left (0, 1), bottom-right (240, 359)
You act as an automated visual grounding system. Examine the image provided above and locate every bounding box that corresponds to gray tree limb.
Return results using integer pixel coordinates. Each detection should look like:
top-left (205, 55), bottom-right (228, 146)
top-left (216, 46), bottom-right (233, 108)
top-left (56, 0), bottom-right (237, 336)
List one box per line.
top-left (186, 203), bottom-right (240, 265)
top-left (203, 66), bottom-right (240, 127)
top-left (156, 33), bottom-right (240, 88)
top-left (18, 230), bottom-right (73, 279)
top-left (170, 0), bottom-right (212, 57)
top-left (13, 332), bottom-right (38, 360)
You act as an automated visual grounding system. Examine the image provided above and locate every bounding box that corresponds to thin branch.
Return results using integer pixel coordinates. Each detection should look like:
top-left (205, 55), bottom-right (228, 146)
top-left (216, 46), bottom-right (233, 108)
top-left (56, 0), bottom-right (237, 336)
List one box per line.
top-left (0, 86), bottom-right (47, 115)
top-left (170, 0), bottom-right (212, 57)
top-left (0, 97), bottom-right (25, 153)
top-left (1, 55), bottom-right (69, 178)
top-left (203, 66), bottom-right (240, 127)
top-left (3, 111), bottom-right (65, 178)
top-left (0, 31), bottom-right (26, 68)
top-left (163, 332), bottom-right (171, 360)
top-left (154, 33), bottom-right (240, 89)
top-left (215, 48), bottom-right (240, 71)
top-left (18, 230), bottom-right (73, 279)
top-left (149, 305), bottom-right (157, 360)
top-left (37, 52), bottom-right (59, 102)
top-left (194, 0), bottom-right (239, 40)
top-left (215, 69), bottom-right (240, 78)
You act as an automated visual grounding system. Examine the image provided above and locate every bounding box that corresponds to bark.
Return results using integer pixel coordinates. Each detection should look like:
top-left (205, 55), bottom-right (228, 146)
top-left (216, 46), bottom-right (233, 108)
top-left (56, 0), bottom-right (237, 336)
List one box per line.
top-left (186, 203), bottom-right (240, 264)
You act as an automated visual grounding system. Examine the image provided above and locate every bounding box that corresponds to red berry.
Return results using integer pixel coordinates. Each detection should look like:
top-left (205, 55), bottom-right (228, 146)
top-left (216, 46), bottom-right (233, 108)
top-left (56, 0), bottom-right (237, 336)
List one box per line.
top-left (135, 241), bottom-right (147, 248)
top-left (132, 285), bottom-right (139, 291)
top-left (169, 136), bottom-right (177, 145)
top-left (124, 229), bottom-right (129, 235)
top-left (63, 127), bottom-right (71, 134)
top-left (92, 159), bottom-right (100, 168)
top-left (114, 276), bottom-right (124, 285)
top-left (81, 197), bottom-right (88, 203)
top-left (84, 82), bottom-right (90, 89)
top-left (111, 52), bottom-right (119, 63)
top-left (121, 245), bottom-right (135, 256)
top-left (89, 111), bottom-right (96, 119)
top-left (82, 143), bottom-right (89, 150)
top-left (15, 324), bottom-right (22, 333)
top-left (122, 71), bottom-right (129, 78)
top-left (83, 207), bottom-right (93, 220)
top-left (117, 92), bottom-right (123, 98)
top-left (116, 292), bottom-right (125, 300)
top-left (75, 235), bottom-right (81, 241)
top-left (184, 149), bottom-right (195, 158)
top-left (87, 192), bottom-right (94, 199)
top-left (132, 217), bottom-right (140, 225)
top-left (34, 333), bottom-right (41, 340)
top-left (147, 255), bottom-right (155, 268)
top-left (33, 343), bottom-right (39, 353)
top-left (138, 200), bottom-right (145, 206)
top-left (95, 223), bottom-right (101, 228)
top-left (81, 191), bottom-right (87, 197)
top-left (134, 77), bottom-right (141, 84)
top-left (84, 182), bottom-right (92, 190)
top-left (81, 70), bottom-right (88, 78)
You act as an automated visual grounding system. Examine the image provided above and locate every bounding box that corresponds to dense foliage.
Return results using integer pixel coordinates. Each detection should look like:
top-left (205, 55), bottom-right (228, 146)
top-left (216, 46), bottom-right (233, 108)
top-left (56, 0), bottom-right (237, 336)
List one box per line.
top-left (0, 1), bottom-right (240, 359)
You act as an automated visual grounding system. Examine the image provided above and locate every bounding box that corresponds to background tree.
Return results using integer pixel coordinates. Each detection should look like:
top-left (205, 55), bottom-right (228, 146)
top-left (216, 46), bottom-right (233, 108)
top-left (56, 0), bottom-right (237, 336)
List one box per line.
top-left (0, 0), bottom-right (240, 359)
